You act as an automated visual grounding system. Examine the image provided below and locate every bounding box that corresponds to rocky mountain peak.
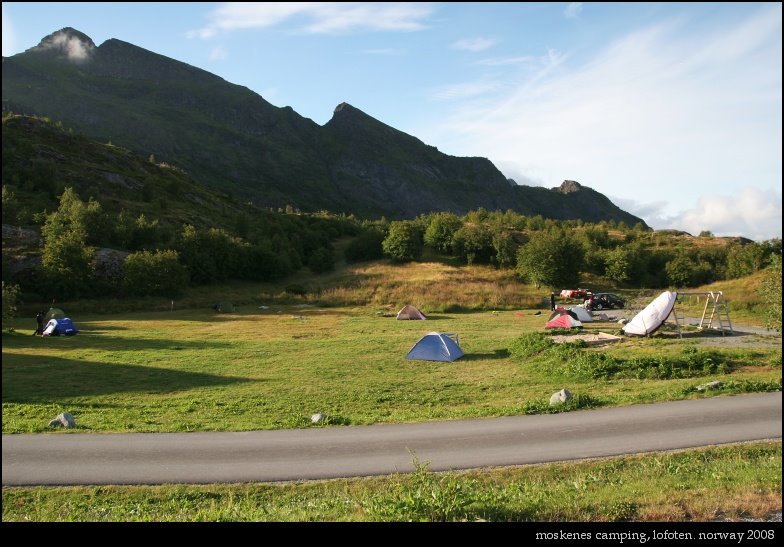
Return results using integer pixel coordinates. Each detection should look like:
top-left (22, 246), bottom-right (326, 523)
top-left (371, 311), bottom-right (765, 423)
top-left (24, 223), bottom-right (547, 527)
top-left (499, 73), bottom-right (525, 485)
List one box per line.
top-left (333, 102), bottom-right (357, 114)
top-left (558, 180), bottom-right (583, 193)
top-left (31, 27), bottom-right (96, 62)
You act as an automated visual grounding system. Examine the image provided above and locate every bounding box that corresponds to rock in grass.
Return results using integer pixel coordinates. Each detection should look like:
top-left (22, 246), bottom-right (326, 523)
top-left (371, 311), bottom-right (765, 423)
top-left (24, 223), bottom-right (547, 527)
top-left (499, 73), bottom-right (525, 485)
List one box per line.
top-left (549, 389), bottom-right (573, 406)
top-left (311, 412), bottom-right (326, 424)
top-left (48, 412), bottom-right (75, 428)
top-left (696, 381), bottom-right (723, 392)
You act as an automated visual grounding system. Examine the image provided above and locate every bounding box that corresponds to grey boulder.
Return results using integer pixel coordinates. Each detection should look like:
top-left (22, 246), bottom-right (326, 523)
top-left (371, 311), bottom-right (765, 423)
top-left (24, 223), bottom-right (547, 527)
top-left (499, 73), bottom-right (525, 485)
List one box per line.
top-left (48, 412), bottom-right (75, 428)
top-left (549, 389), bottom-right (573, 406)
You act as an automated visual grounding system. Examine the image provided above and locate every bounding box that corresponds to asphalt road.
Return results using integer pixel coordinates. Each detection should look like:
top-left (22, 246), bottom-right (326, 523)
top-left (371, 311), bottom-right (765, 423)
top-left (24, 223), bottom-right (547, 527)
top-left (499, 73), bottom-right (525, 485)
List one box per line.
top-left (3, 393), bottom-right (780, 486)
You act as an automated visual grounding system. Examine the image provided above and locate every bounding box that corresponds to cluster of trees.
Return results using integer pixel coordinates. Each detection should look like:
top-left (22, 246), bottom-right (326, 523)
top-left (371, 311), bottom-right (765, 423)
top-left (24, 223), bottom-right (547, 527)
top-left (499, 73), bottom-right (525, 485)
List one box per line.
top-left (3, 185), bottom-right (781, 305)
top-left (369, 209), bottom-right (781, 291)
top-left (4, 187), bottom-right (357, 301)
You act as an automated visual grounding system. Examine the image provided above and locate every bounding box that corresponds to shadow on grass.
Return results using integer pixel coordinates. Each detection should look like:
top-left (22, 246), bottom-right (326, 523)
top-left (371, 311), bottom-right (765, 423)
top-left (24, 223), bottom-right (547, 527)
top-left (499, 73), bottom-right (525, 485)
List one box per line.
top-left (461, 349), bottom-right (510, 361)
top-left (1, 331), bottom-right (233, 352)
top-left (2, 354), bottom-right (252, 403)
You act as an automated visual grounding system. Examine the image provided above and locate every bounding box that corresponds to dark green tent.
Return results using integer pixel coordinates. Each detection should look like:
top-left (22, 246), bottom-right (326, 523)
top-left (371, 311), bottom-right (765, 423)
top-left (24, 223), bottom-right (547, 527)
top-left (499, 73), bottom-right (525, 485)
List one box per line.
top-left (45, 307), bottom-right (66, 321)
top-left (214, 301), bottom-right (235, 313)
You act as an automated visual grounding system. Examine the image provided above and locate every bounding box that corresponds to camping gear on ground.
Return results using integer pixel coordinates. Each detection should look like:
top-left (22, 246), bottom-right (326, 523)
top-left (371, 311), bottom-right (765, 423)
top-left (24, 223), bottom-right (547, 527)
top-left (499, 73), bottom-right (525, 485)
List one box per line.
top-left (622, 291), bottom-right (677, 336)
top-left (214, 301), bottom-right (235, 313)
top-left (406, 332), bottom-right (464, 362)
top-left (545, 314), bottom-right (583, 329)
top-left (396, 305), bottom-right (426, 320)
top-left (42, 317), bottom-right (79, 336)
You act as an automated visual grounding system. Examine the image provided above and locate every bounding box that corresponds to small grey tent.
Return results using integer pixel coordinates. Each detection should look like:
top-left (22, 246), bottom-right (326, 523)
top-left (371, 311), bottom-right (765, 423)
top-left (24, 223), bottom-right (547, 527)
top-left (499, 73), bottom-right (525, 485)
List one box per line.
top-left (396, 305), bottom-right (426, 320)
top-left (406, 332), bottom-right (464, 362)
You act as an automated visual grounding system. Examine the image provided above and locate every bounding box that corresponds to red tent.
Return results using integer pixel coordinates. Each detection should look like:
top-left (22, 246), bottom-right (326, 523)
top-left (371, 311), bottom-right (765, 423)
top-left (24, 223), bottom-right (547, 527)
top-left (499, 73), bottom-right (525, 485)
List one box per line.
top-left (545, 314), bottom-right (582, 329)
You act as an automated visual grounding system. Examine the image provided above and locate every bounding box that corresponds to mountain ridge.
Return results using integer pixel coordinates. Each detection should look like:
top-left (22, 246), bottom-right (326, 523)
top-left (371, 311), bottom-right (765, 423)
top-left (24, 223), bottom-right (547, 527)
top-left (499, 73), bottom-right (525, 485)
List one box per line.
top-left (2, 27), bottom-right (647, 226)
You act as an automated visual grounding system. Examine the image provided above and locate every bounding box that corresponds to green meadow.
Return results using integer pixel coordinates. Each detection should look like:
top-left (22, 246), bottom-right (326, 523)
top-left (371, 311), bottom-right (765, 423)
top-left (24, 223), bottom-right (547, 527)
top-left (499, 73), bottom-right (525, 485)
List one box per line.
top-left (2, 272), bottom-right (780, 434)
top-left (3, 261), bottom-right (781, 521)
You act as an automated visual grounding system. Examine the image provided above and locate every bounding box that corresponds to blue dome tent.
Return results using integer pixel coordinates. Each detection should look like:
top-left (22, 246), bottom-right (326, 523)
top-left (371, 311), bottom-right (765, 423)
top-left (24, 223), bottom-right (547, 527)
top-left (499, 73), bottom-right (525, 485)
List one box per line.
top-left (406, 332), bottom-right (464, 362)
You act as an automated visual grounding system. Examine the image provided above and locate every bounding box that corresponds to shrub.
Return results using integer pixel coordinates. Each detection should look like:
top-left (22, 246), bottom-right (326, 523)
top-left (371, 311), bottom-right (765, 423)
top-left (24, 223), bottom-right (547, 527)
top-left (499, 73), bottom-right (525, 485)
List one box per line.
top-left (307, 247), bottom-right (335, 274)
top-left (345, 229), bottom-right (385, 263)
top-left (122, 250), bottom-right (189, 297)
top-left (2, 282), bottom-right (20, 325)
top-left (382, 221), bottom-right (423, 262)
top-left (424, 213), bottom-right (462, 253)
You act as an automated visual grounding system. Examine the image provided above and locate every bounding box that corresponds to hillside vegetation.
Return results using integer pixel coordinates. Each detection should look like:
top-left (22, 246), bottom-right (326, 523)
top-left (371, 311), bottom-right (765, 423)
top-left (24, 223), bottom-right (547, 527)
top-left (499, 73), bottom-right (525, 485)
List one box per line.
top-left (2, 115), bottom-right (780, 330)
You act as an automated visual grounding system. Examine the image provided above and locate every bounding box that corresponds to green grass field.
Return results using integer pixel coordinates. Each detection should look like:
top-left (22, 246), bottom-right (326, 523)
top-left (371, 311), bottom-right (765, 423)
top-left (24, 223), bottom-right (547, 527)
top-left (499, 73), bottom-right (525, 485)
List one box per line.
top-left (3, 261), bottom-right (781, 522)
top-left (2, 298), bottom-right (780, 434)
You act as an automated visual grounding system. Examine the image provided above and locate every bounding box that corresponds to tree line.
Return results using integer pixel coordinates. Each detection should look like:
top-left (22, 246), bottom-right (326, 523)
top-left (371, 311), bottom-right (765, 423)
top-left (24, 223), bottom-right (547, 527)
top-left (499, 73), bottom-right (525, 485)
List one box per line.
top-left (2, 187), bottom-right (357, 301)
top-left (2, 187), bottom-right (780, 315)
top-left (370, 210), bottom-right (781, 291)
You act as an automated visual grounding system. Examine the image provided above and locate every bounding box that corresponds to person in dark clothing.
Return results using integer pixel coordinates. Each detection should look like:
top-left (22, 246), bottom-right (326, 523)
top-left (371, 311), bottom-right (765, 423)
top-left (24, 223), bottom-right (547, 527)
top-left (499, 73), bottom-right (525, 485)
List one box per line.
top-left (550, 293), bottom-right (556, 311)
top-left (33, 312), bottom-right (45, 336)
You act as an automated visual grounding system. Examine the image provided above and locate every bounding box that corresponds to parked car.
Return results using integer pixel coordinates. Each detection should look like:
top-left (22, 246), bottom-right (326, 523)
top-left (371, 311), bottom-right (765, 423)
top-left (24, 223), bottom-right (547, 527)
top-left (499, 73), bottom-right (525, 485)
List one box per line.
top-left (584, 293), bottom-right (625, 311)
top-left (560, 288), bottom-right (590, 299)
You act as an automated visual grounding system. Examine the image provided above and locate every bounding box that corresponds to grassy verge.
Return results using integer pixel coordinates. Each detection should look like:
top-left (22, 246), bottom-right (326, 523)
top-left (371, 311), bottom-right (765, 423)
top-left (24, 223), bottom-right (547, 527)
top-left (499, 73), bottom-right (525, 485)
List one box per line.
top-left (3, 441), bottom-right (780, 522)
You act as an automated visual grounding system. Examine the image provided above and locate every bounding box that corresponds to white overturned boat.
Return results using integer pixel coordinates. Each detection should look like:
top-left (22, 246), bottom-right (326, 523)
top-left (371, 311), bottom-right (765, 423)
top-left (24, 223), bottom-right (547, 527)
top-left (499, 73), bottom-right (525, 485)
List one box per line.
top-left (622, 291), bottom-right (677, 336)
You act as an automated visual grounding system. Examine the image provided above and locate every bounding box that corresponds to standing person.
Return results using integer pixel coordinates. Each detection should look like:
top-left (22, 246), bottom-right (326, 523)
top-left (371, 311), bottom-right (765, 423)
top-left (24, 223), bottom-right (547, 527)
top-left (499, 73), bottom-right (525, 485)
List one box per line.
top-left (550, 293), bottom-right (556, 311)
top-left (33, 311), bottom-right (44, 336)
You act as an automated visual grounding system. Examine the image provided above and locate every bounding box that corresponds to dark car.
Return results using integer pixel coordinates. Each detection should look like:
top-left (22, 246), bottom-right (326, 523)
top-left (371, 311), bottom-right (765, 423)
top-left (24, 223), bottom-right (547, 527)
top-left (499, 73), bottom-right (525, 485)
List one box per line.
top-left (584, 293), bottom-right (625, 311)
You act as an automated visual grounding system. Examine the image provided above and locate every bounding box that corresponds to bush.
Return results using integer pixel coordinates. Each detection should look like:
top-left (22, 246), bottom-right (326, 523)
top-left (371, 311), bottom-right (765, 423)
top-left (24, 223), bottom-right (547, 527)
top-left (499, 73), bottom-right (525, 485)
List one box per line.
top-left (508, 333), bottom-right (555, 359)
top-left (307, 247), bottom-right (335, 274)
top-left (122, 250), bottom-right (189, 297)
top-left (2, 282), bottom-right (20, 325)
top-left (345, 229), bottom-right (385, 263)
top-left (382, 221), bottom-right (423, 262)
top-left (423, 213), bottom-right (462, 253)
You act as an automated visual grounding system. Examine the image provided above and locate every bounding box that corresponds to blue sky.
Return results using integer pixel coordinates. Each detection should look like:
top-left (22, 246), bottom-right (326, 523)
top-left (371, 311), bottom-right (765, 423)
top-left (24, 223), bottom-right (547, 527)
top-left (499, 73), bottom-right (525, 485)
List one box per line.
top-left (3, 2), bottom-right (781, 240)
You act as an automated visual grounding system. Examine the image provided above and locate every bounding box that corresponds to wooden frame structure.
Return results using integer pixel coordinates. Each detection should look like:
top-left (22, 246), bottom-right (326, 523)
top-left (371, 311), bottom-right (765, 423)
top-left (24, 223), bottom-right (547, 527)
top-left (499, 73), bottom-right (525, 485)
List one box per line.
top-left (670, 291), bottom-right (733, 338)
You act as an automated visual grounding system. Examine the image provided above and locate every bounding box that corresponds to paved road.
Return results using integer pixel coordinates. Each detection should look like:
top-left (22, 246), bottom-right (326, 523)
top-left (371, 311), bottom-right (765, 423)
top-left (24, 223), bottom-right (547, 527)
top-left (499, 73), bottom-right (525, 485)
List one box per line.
top-left (3, 393), bottom-right (780, 486)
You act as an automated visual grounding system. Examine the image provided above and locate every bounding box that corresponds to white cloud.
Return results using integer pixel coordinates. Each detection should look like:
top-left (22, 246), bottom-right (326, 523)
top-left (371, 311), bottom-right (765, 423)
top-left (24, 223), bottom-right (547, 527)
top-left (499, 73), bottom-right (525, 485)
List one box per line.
top-left (615, 189), bottom-right (782, 240)
top-left (451, 37), bottom-right (497, 52)
top-left (39, 32), bottom-right (95, 62)
top-left (669, 188), bottom-right (782, 241)
top-left (564, 2), bottom-right (583, 19)
top-left (420, 5), bottom-right (782, 239)
top-left (209, 45), bottom-right (228, 60)
top-left (2, 5), bottom-right (17, 57)
top-left (189, 2), bottom-right (436, 37)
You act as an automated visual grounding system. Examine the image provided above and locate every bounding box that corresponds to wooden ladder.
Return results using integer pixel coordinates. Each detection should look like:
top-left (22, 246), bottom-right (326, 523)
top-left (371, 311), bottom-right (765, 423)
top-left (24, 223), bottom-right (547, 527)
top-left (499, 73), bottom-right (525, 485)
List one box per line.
top-left (670, 299), bottom-right (685, 339)
top-left (701, 291), bottom-right (733, 336)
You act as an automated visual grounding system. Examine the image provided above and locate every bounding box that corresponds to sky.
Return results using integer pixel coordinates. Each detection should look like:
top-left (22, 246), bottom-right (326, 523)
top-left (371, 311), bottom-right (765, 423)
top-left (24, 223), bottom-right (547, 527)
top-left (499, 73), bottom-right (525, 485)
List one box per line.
top-left (3, 2), bottom-right (781, 240)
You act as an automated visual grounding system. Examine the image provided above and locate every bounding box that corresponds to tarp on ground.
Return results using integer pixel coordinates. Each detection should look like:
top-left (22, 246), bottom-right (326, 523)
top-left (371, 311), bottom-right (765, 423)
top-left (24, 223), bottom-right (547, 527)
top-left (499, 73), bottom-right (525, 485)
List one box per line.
top-left (622, 291), bottom-right (677, 336)
top-left (406, 332), bottom-right (464, 362)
